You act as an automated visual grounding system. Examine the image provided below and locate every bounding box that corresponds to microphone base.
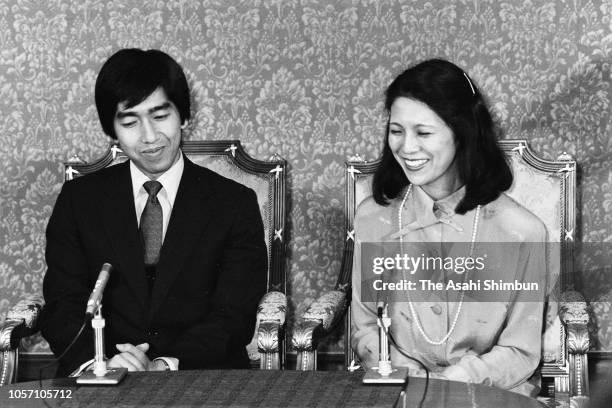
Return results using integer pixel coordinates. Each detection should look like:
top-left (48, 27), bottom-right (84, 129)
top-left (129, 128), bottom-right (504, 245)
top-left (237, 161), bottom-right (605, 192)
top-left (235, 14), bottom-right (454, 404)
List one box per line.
top-left (76, 367), bottom-right (127, 385)
top-left (362, 366), bottom-right (408, 384)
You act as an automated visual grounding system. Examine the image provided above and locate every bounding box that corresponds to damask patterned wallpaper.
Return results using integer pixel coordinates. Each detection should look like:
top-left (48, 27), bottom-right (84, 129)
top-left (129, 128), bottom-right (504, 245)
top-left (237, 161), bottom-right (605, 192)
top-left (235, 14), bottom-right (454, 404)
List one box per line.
top-left (0, 0), bottom-right (610, 353)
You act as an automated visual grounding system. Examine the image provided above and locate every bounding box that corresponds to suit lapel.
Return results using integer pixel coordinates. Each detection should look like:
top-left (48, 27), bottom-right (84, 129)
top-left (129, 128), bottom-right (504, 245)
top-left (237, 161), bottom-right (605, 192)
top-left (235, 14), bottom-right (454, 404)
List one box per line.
top-left (99, 162), bottom-right (149, 312)
top-left (149, 158), bottom-right (216, 318)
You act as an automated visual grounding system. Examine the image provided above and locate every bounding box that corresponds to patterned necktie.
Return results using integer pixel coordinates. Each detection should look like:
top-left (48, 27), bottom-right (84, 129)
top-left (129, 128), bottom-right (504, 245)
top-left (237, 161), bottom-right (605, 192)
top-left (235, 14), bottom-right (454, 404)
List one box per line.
top-left (140, 180), bottom-right (163, 266)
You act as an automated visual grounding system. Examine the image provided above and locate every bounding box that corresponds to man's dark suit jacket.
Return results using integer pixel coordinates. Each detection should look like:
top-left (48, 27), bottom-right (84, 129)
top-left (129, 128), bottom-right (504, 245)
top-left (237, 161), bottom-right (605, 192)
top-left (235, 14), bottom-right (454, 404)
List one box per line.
top-left (40, 156), bottom-right (267, 377)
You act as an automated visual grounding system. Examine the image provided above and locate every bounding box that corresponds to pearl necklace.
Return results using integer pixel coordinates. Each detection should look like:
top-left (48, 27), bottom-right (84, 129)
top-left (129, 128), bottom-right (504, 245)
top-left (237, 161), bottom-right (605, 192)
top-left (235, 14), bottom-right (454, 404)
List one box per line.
top-left (398, 184), bottom-right (481, 345)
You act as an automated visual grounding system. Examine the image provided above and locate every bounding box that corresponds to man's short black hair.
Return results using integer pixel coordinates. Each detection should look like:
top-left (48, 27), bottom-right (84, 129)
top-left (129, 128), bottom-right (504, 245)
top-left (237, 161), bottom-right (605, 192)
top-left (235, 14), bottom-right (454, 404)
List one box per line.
top-left (373, 58), bottom-right (512, 214)
top-left (95, 48), bottom-right (191, 139)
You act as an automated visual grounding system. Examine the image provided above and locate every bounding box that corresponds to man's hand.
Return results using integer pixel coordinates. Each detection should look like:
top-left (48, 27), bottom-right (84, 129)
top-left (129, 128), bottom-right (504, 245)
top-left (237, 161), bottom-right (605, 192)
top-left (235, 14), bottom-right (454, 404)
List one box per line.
top-left (108, 343), bottom-right (157, 371)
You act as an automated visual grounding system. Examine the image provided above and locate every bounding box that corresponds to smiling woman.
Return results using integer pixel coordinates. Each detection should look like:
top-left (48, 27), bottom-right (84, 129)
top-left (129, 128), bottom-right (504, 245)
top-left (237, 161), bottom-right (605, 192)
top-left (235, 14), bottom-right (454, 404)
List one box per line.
top-left (387, 97), bottom-right (459, 200)
top-left (350, 59), bottom-right (549, 397)
top-left (372, 59), bottom-right (512, 213)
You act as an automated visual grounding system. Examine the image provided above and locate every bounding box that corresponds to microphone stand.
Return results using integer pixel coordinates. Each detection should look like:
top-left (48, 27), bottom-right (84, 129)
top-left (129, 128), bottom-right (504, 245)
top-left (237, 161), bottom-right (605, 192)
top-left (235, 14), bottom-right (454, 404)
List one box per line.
top-left (378, 304), bottom-right (392, 376)
top-left (76, 305), bottom-right (127, 385)
top-left (362, 304), bottom-right (408, 384)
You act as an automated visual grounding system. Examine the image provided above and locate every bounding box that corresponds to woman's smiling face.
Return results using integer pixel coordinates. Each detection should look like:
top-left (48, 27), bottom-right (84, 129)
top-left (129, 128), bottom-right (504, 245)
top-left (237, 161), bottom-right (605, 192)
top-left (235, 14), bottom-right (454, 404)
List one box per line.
top-left (388, 97), bottom-right (461, 200)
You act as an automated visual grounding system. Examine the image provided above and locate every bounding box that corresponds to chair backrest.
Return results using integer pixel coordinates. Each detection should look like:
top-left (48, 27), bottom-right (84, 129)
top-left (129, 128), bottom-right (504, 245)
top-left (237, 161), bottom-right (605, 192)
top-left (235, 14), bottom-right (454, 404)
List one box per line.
top-left (64, 140), bottom-right (287, 363)
top-left (341, 140), bottom-right (576, 386)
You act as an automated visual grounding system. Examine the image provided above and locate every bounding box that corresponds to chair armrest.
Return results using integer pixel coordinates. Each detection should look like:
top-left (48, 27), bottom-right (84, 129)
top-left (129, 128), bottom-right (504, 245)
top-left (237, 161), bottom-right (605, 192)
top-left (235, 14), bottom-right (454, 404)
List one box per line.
top-left (559, 290), bottom-right (590, 401)
top-left (0, 297), bottom-right (43, 386)
top-left (559, 290), bottom-right (589, 354)
top-left (1, 297), bottom-right (44, 351)
top-left (292, 290), bottom-right (348, 352)
top-left (257, 291), bottom-right (286, 326)
top-left (256, 291), bottom-right (286, 369)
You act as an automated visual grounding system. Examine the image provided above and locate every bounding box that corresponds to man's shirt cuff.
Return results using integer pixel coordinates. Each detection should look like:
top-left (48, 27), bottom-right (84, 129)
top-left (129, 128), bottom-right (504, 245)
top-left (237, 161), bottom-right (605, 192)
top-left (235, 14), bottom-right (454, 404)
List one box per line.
top-left (153, 357), bottom-right (179, 371)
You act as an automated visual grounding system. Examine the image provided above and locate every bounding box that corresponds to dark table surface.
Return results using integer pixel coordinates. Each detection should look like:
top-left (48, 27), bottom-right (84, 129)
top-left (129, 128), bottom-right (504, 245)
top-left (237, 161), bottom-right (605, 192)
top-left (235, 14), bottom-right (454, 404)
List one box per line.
top-left (0, 369), bottom-right (544, 408)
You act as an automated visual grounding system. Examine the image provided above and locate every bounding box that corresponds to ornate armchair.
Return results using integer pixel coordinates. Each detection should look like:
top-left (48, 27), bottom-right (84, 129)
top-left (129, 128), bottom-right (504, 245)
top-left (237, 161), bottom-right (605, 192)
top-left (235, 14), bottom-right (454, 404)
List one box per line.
top-left (292, 140), bottom-right (589, 406)
top-left (0, 140), bottom-right (288, 385)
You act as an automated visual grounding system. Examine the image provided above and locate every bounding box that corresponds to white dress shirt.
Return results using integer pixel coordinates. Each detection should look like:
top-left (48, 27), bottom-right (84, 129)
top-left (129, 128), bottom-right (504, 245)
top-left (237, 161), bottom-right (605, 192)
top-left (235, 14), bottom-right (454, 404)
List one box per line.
top-left (130, 152), bottom-right (184, 371)
top-left (130, 153), bottom-right (184, 241)
top-left (72, 154), bottom-right (185, 375)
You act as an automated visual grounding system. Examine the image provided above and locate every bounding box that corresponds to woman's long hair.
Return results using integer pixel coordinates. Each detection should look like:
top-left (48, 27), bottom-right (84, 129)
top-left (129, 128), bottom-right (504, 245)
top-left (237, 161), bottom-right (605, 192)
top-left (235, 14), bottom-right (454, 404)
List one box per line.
top-left (372, 59), bottom-right (512, 214)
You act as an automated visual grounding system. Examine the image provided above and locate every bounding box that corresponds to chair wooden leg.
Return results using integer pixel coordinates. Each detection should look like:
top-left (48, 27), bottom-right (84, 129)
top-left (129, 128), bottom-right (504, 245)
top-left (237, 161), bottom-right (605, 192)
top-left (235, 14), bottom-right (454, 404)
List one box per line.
top-left (560, 293), bottom-right (590, 406)
top-left (0, 349), bottom-right (18, 386)
top-left (568, 351), bottom-right (589, 397)
top-left (259, 352), bottom-right (280, 370)
top-left (258, 320), bottom-right (283, 370)
top-left (566, 320), bottom-right (589, 395)
top-left (1, 318), bottom-right (25, 386)
top-left (292, 319), bottom-right (323, 371)
top-left (555, 375), bottom-right (569, 395)
top-left (296, 350), bottom-right (317, 371)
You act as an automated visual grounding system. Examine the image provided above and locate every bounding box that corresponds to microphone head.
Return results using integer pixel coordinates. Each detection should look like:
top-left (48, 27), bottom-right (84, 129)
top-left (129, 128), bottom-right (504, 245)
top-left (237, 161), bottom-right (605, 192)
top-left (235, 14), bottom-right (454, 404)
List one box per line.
top-left (85, 263), bottom-right (114, 317)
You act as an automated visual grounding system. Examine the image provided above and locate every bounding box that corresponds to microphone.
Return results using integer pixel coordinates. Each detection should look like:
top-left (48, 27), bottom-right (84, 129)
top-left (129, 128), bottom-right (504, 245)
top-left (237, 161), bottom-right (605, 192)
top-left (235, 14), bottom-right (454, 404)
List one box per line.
top-left (77, 262), bottom-right (127, 385)
top-left (363, 299), bottom-right (408, 384)
top-left (85, 263), bottom-right (112, 317)
top-left (377, 302), bottom-right (392, 376)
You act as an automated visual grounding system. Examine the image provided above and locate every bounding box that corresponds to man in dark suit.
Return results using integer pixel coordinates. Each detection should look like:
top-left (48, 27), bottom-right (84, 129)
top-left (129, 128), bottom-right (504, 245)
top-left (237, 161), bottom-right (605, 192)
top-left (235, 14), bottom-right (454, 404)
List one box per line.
top-left (40, 49), bottom-right (267, 376)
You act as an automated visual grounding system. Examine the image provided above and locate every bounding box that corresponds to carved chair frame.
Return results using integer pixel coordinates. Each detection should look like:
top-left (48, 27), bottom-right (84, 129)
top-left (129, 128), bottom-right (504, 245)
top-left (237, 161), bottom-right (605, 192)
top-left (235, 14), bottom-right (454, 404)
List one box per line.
top-left (0, 140), bottom-right (287, 384)
top-left (293, 140), bottom-right (588, 403)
